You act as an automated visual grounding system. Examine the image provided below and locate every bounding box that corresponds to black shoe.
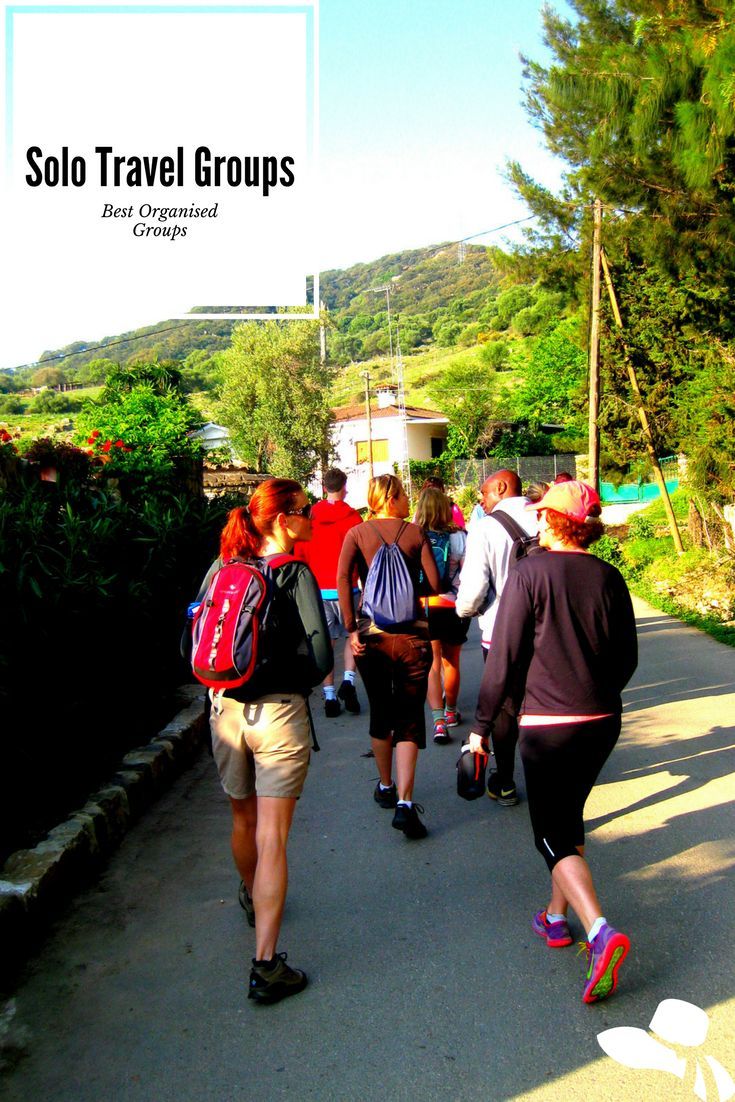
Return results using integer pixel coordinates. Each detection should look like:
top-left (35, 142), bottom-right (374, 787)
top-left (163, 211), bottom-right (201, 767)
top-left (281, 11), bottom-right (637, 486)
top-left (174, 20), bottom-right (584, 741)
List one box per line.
top-left (373, 781), bottom-right (398, 809)
top-left (392, 802), bottom-right (428, 839)
top-left (324, 696), bottom-right (341, 718)
top-left (337, 679), bottom-right (361, 714)
top-left (486, 772), bottom-right (519, 806)
top-left (238, 880), bottom-right (255, 927)
top-left (248, 953), bottom-right (308, 1004)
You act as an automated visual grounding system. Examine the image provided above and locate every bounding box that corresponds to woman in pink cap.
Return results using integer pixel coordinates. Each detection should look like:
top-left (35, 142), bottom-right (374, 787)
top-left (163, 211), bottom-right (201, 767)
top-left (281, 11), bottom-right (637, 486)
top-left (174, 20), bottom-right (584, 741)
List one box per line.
top-left (468, 480), bottom-right (638, 1004)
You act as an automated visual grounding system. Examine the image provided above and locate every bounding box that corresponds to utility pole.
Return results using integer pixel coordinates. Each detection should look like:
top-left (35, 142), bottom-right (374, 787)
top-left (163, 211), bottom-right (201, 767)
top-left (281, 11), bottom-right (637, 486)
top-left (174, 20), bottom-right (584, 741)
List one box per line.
top-left (319, 299), bottom-right (327, 365)
top-left (588, 198), bottom-right (602, 492)
top-left (361, 370), bottom-right (374, 479)
top-left (600, 249), bottom-right (684, 554)
top-left (394, 317), bottom-right (412, 501)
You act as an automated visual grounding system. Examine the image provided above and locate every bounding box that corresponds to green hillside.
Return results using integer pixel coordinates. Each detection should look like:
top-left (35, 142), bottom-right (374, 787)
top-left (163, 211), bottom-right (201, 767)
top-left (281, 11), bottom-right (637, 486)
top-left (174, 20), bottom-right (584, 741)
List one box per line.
top-left (16, 242), bottom-right (499, 374)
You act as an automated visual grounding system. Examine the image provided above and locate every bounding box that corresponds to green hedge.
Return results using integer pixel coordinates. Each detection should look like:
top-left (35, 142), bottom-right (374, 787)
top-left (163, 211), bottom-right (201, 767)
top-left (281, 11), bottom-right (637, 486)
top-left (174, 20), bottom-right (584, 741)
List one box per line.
top-left (0, 480), bottom-right (231, 860)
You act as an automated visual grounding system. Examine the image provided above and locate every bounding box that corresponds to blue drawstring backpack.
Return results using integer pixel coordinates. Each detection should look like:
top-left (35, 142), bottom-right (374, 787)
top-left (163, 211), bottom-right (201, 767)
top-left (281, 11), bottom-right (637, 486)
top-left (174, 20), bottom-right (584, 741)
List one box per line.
top-left (361, 521), bottom-right (418, 629)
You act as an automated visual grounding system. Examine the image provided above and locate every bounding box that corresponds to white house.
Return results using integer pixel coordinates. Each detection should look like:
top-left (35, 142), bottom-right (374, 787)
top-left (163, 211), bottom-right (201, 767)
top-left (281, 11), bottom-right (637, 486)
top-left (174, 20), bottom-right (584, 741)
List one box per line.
top-left (191, 422), bottom-right (232, 453)
top-left (327, 386), bottom-right (448, 507)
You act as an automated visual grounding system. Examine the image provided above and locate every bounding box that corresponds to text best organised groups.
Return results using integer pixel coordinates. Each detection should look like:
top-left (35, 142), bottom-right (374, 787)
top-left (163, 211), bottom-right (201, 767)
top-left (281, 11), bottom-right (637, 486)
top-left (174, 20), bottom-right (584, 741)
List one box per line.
top-left (23, 145), bottom-right (297, 241)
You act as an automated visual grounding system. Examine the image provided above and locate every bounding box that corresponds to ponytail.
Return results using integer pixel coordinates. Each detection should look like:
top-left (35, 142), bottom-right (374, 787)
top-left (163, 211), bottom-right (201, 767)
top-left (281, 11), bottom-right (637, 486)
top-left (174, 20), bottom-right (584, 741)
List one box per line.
top-left (219, 478), bottom-right (302, 559)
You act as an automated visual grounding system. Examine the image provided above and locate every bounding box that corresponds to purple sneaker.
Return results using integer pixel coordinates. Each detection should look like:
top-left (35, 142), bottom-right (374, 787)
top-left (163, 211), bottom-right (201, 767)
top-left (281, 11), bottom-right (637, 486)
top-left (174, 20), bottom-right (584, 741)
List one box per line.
top-left (582, 923), bottom-right (630, 1004)
top-left (532, 909), bottom-right (573, 948)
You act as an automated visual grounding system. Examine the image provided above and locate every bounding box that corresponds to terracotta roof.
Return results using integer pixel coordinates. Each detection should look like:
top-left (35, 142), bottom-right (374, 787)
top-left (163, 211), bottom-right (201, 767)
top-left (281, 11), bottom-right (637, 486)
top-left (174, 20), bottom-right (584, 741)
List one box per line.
top-left (333, 403), bottom-right (447, 423)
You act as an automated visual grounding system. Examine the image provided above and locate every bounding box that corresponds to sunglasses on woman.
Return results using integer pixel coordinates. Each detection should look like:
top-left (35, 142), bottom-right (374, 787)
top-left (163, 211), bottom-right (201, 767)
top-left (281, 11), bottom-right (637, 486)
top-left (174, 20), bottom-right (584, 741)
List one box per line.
top-left (287, 503), bottom-right (312, 518)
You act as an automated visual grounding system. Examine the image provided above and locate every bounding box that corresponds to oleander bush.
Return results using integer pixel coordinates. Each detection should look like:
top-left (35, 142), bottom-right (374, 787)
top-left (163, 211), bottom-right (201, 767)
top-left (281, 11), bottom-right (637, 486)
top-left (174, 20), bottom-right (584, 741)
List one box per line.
top-left (0, 477), bottom-right (230, 860)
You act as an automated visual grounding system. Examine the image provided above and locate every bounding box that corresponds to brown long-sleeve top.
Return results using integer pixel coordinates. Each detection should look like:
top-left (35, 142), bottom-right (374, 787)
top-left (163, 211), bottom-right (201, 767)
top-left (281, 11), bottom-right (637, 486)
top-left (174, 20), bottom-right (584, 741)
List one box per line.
top-left (337, 518), bottom-right (441, 635)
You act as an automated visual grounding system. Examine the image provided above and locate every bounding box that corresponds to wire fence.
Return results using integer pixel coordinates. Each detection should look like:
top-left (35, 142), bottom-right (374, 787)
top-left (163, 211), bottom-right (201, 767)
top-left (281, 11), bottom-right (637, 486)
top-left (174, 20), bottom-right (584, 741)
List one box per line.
top-left (450, 454), bottom-right (578, 488)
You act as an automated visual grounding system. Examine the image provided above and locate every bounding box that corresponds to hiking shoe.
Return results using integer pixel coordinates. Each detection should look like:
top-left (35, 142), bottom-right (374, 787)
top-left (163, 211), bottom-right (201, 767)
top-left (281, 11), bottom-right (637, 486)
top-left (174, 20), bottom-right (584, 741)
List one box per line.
top-left (532, 909), bottom-right (572, 948)
top-left (373, 780), bottom-right (398, 809)
top-left (238, 881), bottom-right (256, 928)
top-left (445, 709), bottom-right (462, 727)
top-left (248, 952), bottom-right (308, 1004)
top-left (324, 696), bottom-right (341, 718)
top-left (433, 719), bottom-right (451, 744)
top-left (581, 924), bottom-right (630, 1004)
top-left (486, 772), bottom-right (519, 806)
top-left (392, 802), bottom-right (428, 839)
top-left (337, 680), bottom-right (361, 714)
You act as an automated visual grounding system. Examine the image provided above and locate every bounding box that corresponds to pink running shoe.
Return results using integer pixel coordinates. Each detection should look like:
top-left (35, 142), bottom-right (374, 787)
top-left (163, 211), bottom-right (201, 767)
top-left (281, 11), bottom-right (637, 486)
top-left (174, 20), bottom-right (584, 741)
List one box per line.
top-left (532, 909), bottom-right (573, 948)
top-left (581, 923), bottom-right (630, 1004)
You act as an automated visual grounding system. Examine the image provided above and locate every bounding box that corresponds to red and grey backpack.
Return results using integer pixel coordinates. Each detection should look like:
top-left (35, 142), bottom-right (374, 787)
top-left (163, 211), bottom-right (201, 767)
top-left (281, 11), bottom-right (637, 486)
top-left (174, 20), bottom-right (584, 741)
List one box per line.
top-left (190, 553), bottom-right (296, 690)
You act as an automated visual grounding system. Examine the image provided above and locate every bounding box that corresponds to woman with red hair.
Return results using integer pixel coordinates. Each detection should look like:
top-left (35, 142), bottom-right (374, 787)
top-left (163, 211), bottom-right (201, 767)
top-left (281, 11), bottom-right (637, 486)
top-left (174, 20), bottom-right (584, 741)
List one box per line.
top-left (204, 478), bottom-right (332, 1004)
top-left (469, 481), bottom-right (638, 1004)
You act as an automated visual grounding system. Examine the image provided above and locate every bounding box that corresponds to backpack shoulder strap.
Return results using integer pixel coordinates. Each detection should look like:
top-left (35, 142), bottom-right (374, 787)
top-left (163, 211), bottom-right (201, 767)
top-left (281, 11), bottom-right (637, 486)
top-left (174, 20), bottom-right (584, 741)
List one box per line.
top-left (265, 552), bottom-right (300, 570)
top-left (490, 510), bottom-right (527, 544)
top-left (367, 520), bottom-right (388, 546)
top-left (393, 520), bottom-right (409, 546)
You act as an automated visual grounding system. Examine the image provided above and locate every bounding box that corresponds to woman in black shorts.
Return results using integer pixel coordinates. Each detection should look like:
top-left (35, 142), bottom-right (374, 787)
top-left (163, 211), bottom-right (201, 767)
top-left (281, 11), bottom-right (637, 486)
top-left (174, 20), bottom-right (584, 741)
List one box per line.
top-left (414, 487), bottom-right (469, 743)
top-left (337, 474), bottom-right (440, 839)
top-left (469, 480), bottom-right (638, 1004)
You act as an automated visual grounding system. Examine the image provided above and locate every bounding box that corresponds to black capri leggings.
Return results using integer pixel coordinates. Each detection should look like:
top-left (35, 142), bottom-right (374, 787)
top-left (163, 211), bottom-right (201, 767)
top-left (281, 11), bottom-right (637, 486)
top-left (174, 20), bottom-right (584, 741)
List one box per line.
top-left (519, 716), bottom-right (621, 872)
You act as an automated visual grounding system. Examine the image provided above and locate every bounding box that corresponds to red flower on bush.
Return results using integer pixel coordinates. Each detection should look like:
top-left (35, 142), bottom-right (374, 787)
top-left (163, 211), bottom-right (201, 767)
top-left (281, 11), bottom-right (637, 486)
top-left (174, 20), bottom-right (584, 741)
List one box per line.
top-left (101, 440), bottom-right (112, 453)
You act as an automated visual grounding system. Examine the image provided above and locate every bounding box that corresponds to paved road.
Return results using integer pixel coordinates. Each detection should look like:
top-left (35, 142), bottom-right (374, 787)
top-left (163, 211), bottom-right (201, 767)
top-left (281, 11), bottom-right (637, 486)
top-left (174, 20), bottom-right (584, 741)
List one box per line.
top-left (1, 598), bottom-right (734, 1101)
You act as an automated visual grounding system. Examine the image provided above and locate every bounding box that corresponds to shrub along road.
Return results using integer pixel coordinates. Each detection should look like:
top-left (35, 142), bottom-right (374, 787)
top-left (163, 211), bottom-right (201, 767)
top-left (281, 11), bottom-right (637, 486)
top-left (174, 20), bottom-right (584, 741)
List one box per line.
top-left (1, 599), bottom-right (733, 1101)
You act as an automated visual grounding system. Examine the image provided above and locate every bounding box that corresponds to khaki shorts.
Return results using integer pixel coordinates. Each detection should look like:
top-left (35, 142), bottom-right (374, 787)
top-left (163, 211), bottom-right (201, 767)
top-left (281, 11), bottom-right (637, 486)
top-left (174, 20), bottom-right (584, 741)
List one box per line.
top-left (209, 693), bottom-right (311, 800)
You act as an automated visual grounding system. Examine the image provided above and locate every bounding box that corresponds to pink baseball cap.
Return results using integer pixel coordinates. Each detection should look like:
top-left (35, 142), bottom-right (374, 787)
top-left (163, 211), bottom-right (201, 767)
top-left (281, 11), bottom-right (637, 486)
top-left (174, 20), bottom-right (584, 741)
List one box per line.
top-left (527, 480), bottom-right (601, 521)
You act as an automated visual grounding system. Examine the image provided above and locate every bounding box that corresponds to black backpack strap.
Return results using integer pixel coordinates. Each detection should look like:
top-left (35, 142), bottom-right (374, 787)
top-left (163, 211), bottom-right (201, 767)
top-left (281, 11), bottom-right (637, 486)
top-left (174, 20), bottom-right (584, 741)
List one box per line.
top-left (490, 510), bottom-right (527, 544)
top-left (306, 696), bottom-right (320, 752)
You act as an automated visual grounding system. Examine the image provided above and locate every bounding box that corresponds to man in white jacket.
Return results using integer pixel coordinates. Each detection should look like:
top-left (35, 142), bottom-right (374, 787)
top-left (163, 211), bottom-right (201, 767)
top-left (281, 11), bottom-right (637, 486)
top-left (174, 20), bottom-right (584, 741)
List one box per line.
top-left (455, 468), bottom-right (538, 806)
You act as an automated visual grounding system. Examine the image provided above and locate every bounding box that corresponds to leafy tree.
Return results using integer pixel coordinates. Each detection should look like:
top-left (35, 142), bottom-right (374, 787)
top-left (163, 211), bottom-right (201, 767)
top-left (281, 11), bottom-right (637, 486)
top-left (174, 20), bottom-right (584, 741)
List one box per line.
top-left (511, 319), bottom-right (587, 431)
top-left (218, 320), bottom-right (335, 482)
top-left (75, 378), bottom-right (202, 493)
top-left (0, 395), bottom-right (24, 414)
top-left (479, 341), bottom-right (511, 370)
top-left (675, 343), bottom-right (735, 504)
top-left (101, 361), bottom-right (185, 402)
top-left (428, 358), bottom-right (504, 457)
top-left (31, 366), bottom-right (66, 388)
top-left (28, 390), bottom-right (78, 414)
top-left (75, 358), bottom-right (117, 386)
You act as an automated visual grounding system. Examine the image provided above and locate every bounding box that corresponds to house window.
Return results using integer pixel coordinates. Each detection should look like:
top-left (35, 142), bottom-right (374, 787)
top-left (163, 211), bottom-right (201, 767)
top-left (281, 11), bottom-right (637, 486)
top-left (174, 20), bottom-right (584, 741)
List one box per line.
top-left (431, 437), bottom-right (446, 458)
top-left (356, 438), bottom-right (389, 464)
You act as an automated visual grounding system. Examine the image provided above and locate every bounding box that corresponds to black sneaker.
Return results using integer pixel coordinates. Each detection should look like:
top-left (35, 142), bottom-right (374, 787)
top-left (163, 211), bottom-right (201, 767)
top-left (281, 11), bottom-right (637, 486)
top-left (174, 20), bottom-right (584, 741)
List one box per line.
top-left (392, 802), bottom-right (428, 839)
top-left (248, 952), bottom-right (308, 1004)
top-left (238, 880), bottom-right (256, 927)
top-left (324, 696), bottom-right (341, 718)
top-left (486, 772), bottom-right (519, 806)
top-left (373, 781), bottom-right (398, 808)
top-left (337, 679), bottom-right (361, 714)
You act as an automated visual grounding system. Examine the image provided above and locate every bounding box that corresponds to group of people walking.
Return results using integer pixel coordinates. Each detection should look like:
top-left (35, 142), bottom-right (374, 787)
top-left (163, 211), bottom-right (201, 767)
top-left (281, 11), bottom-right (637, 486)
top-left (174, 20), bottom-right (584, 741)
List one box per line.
top-left (195, 465), bottom-right (638, 1008)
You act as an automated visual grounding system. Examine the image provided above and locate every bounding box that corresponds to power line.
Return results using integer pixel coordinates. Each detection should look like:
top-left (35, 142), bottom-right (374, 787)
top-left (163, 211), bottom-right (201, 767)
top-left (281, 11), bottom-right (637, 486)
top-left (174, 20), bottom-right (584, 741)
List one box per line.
top-left (10, 321), bottom-right (204, 372)
top-left (459, 215), bottom-right (539, 243)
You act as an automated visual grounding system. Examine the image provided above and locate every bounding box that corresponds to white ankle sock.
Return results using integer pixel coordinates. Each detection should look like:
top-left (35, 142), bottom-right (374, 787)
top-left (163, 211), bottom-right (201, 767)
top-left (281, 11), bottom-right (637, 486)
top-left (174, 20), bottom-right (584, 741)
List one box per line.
top-left (324, 686), bottom-right (336, 700)
top-left (546, 912), bottom-right (566, 924)
top-left (587, 916), bottom-right (606, 942)
top-left (379, 782), bottom-right (394, 792)
top-left (397, 799), bottom-right (412, 808)
top-left (343, 670), bottom-right (356, 684)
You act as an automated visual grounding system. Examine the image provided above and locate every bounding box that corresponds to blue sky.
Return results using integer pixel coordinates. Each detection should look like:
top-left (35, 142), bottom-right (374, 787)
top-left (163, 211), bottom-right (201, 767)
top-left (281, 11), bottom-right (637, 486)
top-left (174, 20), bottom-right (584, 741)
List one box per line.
top-left (316, 0), bottom-right (567, 269)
